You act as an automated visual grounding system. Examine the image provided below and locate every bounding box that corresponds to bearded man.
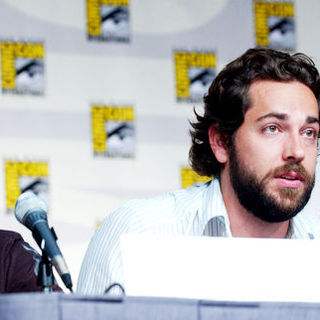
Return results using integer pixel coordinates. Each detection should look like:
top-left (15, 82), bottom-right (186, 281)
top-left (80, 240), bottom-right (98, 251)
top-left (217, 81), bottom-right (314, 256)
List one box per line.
top-left (77, 48), bottom-right (320, 294)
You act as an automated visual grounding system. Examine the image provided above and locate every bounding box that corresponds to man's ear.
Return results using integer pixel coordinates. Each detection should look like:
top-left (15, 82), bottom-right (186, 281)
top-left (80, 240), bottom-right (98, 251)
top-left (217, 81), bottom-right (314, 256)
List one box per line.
top-left (208, 125), bottom-right (229, 164)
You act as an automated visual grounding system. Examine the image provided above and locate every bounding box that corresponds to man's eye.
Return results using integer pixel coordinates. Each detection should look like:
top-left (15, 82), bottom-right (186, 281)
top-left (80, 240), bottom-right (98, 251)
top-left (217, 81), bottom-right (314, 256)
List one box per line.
top-left (303, 129), bottom-right (317, 138)
top-left (264, 125), bottom-right (279, 134)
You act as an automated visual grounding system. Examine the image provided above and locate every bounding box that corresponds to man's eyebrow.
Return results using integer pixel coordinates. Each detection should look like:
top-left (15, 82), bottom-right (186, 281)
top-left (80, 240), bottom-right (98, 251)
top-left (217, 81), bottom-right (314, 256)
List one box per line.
top-left (306, 116), bottom-right (319, 125)
top-left (256, 112), bottom-right (288, 122)
top-left (256, 113), bottom-right (320, 125)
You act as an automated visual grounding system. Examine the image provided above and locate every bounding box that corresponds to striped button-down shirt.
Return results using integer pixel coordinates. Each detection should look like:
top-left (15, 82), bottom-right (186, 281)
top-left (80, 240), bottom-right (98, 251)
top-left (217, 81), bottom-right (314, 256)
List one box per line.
top-left (77, 179), bottom-right (320, 294)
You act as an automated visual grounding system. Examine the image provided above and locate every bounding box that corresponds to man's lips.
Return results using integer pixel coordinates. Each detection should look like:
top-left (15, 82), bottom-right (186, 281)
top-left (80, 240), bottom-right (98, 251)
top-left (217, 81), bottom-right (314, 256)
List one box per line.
top-left (274, 171), bottom-right (304, 188)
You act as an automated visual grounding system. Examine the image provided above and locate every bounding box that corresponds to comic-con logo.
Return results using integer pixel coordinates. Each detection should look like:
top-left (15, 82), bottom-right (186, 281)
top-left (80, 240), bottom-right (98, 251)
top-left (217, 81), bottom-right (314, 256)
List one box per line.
top-left (181, 167), bottom-right (211, 189)
top-left (92, 105), bottom-right (135, 158)
top-left (5, 161), bottom-right (49, 214)
top-left (174, 50), bottom-right (216, 103)
top-left (1, 41), bottom-right (45, 95)
top-left (254, 1), bottom-right (295, 50)
top-left (86, 0), bottom-right (130, 42)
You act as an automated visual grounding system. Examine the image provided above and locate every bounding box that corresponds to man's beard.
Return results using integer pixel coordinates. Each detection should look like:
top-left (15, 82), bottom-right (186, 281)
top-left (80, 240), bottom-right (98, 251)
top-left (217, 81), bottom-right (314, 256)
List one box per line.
top-left (228, 145), bottom-right (315, 223)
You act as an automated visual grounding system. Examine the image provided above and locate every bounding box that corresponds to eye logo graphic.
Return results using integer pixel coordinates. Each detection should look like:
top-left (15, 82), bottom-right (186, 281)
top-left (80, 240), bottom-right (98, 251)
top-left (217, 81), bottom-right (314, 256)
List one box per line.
top-left (86, 0), bottom-right (130, 42)
top-left (254, 0), bottom-right (295, 50)
top-left (5, 161), bottom-right (49, 214)
top-left (92, 105), bottom-right (135, 158)
top-left (1, 41), bottom-right (45, 95)
top-left (181, 167), bottom-right (211, 189)
top-left (174, 50), bottom-right (216, 103)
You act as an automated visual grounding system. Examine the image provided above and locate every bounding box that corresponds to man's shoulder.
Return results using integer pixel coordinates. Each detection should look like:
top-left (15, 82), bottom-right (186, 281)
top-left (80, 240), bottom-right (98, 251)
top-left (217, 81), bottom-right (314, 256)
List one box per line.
top-left (125, 183), bottom-right (206, 209)
top-left (0, 229), bottom-right (23, 246)
top-left (0, 229), bottom-right (38, 258)
top-left (100, 182), bottom-right (210, 233)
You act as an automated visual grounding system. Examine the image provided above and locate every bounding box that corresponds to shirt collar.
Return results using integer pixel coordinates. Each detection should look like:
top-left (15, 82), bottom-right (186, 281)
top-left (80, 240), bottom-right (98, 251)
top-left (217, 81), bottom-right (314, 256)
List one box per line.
top-left (201, 178), bottom-right (230, 237)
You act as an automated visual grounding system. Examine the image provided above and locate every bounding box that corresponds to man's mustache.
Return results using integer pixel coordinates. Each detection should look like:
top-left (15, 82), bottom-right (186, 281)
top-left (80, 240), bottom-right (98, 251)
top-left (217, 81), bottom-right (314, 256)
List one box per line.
top-left (262, 163), bottom-right (311, 185)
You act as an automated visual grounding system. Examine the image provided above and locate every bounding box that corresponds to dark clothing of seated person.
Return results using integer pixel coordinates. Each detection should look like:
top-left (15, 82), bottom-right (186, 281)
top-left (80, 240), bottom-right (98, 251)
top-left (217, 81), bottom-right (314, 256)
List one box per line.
top-left (0, 229), bottom-right (60, 293)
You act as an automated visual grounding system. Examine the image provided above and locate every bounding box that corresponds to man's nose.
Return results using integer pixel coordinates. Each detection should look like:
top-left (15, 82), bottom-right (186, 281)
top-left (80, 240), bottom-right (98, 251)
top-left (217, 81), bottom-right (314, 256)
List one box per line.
top-left (282, 133), bottom-right (305, 163)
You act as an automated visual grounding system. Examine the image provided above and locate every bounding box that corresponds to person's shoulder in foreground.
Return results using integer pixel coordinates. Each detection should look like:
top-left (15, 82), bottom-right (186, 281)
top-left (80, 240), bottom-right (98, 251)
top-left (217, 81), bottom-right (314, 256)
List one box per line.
top-left (0, 229), bottom-right (41, 293)
top-left (77, 47), bottom-right (320, 294)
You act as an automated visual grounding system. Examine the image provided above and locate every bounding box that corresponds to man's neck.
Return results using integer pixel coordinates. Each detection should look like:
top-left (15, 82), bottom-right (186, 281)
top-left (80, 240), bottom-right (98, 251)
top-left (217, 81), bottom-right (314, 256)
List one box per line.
top-left (219, 171), bottom-right (290, 239)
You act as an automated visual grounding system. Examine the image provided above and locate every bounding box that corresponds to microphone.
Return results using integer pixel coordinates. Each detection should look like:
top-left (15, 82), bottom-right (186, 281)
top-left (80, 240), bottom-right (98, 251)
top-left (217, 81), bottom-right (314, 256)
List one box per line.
top-left (15, 191), bottom-right (73, 291)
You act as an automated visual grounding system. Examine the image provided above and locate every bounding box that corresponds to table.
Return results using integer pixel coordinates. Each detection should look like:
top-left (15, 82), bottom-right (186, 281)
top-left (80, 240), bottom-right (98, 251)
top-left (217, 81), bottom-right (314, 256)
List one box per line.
top-left (1, 293), bottom-right (320, 320)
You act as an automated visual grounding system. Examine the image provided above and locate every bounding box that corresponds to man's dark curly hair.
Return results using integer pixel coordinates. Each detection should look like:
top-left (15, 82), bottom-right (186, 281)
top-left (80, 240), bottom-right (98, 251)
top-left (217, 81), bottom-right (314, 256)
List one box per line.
top-left (189, 48), bottom-right (320, 178)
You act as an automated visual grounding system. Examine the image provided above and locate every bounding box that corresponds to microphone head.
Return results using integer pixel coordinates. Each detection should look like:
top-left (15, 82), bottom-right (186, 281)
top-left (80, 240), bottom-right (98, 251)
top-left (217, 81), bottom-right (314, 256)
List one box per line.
top-left (15, 191), bottom-right (48, 225)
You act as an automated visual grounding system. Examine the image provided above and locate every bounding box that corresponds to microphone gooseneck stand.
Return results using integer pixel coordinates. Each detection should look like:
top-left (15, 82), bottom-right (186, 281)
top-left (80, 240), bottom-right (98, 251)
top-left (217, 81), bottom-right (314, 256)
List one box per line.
top-left (37, 248), bottom-right (54, 293)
